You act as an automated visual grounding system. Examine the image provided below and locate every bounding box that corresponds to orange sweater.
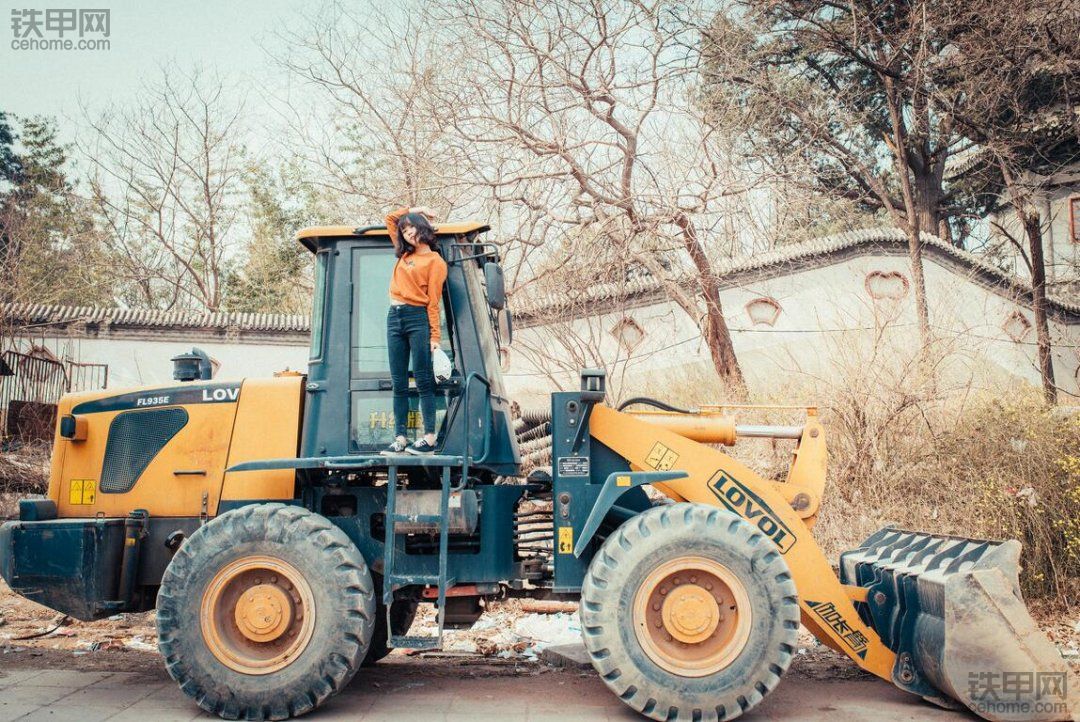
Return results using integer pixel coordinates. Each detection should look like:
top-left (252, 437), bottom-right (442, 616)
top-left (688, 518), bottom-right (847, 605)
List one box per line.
top-left (386, 207), bottom-right (449, 344)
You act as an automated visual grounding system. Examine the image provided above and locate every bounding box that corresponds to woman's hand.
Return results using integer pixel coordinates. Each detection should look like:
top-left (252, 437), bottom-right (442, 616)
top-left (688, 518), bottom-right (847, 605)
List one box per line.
top-left (410, 206), bottom-right (438, 221)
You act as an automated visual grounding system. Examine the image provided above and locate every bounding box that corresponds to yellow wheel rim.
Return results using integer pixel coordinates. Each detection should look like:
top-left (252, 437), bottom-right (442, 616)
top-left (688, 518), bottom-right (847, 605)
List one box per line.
top-left (633, 556), bottom-right (752, 677)
top-left (200, 555), bottom-right (316, 675)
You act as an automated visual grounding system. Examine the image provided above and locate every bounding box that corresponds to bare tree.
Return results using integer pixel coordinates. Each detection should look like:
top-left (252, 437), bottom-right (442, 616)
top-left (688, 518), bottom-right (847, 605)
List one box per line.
top-left (509, 231), bottom-right (675, 402)
top-left (82, 68), bottom-right (247, 311)
top-left (432, 0), bottom-right (752, 390)
top-left (273, 1), bottom-right (468, 217)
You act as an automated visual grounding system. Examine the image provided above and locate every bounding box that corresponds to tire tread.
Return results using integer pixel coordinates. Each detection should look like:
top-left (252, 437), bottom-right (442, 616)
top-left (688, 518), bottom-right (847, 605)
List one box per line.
top-left (580, 503), bottom-right (799, 722)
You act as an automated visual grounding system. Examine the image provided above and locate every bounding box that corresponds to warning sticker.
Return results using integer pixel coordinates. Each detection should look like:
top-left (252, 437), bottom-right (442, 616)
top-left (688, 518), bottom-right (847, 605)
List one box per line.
top-left (644, 442), bottom-right (680, 471)
top-left (616, 475), bottom-right (631, 487)
top-left (558, 526), bottom-right (574, 554)
top-left (68, 479), bottom-right (96, 505)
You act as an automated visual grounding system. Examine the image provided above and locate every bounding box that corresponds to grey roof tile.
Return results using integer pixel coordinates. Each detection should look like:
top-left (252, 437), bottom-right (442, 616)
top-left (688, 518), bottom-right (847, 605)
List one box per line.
top-left (510, 227), bottom-right (1080, 318)
top-left (4, 303), bottom-right (311, 334)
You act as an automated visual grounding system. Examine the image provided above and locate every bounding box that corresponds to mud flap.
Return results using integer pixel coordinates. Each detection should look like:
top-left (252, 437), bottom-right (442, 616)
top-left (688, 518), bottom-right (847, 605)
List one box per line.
top-left (840, 527), bottom-right (1075, 722)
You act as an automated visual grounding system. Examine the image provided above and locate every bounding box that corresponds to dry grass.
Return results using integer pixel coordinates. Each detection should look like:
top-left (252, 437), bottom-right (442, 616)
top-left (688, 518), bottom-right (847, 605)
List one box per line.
top-left (0, 440), bottom-right (50, 518)
top-left (634, 357), bottom-right (1080, 609)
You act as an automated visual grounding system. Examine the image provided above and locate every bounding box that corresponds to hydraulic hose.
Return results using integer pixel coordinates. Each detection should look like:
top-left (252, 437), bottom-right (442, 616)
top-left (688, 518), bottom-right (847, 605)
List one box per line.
top-left (616, 396), bottom-right (692, 414)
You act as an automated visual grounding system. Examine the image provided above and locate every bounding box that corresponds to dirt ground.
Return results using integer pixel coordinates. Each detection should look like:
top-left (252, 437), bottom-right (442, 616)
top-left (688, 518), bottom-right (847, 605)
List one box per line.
top-left (0, 580), bottom-right (853, 678)
top-left (1, 582), bottom-right (1077, 722)
top-left (0, 657), bottom-right (987, 722)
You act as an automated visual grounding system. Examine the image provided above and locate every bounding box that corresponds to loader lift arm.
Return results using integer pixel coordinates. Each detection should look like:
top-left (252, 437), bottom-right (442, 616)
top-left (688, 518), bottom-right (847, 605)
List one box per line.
top-left (586, 404), bottom-right (896, 681)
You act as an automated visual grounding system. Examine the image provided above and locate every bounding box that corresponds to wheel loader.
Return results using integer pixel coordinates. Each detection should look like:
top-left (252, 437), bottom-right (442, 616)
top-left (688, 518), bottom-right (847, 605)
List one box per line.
top-left (0, 222), bottom-right (1073, 722)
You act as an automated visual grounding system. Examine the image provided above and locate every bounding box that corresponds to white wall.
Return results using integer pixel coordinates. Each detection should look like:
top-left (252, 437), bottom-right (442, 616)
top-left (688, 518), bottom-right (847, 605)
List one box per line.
top-left (14, 250), bottom-right (1077, 404)
top-left (14, 334), bottom-right (311, 391)
top-left (505, 252), bottom-right (1080, 404)
top-left (990, 183), bottom-right (1079, 286)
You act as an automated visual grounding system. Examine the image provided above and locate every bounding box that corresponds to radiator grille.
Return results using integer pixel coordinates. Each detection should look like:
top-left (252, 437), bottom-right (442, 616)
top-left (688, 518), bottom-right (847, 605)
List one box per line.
top-left (100, 408), bottom-right (189, 493)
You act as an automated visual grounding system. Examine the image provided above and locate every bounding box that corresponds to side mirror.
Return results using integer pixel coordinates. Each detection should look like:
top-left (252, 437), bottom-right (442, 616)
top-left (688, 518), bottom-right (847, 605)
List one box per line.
top-left (59, 414), bottom-right (87, 441)
top-left (498, 308), bottom-right (513, 346)
top-left (483, 262), bottom-right (505, 310)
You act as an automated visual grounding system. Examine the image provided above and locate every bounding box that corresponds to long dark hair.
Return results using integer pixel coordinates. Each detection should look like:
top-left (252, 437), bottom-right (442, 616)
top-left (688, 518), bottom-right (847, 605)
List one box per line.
top-left (395, 213), bottom-right (438, 258)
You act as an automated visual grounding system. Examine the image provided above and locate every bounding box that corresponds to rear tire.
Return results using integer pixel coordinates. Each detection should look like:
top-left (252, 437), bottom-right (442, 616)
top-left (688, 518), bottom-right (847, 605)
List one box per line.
top-left (580, 503), bottom-right (799, 722)
top-left (157, 504), bottom-right (375, 720)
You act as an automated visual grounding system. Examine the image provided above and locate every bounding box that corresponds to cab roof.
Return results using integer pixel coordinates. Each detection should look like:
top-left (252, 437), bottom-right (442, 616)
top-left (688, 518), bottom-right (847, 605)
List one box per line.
top-left (296, 222), bottom-right (491, 253)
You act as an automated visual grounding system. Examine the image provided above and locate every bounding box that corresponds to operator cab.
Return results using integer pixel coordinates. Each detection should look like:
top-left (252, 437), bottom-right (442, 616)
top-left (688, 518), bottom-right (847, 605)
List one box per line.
top-left (296, 223), bottom-right (518, 477)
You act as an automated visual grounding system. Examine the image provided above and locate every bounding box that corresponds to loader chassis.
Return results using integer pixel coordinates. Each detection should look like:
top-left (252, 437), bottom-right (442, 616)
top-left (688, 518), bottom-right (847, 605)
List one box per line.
top-left (0, 223), bottom-right (1073, 722)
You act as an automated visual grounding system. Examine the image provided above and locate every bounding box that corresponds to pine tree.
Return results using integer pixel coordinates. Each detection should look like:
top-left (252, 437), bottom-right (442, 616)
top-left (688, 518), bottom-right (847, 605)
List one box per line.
top-left (2, 115), bottom-right (110, 308)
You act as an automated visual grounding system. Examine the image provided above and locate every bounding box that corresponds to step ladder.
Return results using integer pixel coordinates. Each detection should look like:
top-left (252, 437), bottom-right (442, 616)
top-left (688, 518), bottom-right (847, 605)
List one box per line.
top-left (382, 462), bottom-right (455, 650)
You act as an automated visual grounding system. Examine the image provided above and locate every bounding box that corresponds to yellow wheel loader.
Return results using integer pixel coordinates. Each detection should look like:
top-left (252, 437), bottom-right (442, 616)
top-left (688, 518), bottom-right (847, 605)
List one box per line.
top-left (0, 223), bottom-right (1073, 722)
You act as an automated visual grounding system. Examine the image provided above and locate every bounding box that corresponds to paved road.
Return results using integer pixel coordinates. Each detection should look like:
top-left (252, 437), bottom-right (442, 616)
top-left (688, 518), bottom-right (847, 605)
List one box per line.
top-left (0, 658), bottom-right (972, 722)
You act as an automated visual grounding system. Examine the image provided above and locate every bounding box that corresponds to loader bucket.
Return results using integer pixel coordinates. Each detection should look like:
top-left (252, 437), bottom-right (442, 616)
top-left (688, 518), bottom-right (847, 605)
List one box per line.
top-left (840, 527), bottom-right (1075, 722)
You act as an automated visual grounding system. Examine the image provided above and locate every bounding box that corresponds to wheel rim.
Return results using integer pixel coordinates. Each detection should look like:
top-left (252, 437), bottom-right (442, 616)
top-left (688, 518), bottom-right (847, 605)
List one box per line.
top-left (632, 556), bottom-right (753, 677)
top-left (200, 555), bottom-right (316, 675)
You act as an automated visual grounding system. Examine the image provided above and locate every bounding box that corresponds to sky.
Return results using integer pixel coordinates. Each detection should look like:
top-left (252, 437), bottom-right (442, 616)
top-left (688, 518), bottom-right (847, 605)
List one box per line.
top-left (1, 0), bottom-right (313, 140)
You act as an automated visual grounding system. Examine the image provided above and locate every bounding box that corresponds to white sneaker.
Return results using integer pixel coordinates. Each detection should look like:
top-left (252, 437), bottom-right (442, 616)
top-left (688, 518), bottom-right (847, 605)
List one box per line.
top-left (380, 439), bottom-right (409, 455)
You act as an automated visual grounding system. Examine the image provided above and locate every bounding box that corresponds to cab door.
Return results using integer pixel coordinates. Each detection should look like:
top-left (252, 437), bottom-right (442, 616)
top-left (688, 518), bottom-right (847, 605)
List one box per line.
top-left (348, 245), bottom-right (453, 452)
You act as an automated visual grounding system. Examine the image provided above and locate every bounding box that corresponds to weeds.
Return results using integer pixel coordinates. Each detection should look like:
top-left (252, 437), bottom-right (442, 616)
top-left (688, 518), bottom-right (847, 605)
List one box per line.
top-left (633, 357), bottom-right (1079, 609)
top-left (0, 440), bottom-right (50, 517)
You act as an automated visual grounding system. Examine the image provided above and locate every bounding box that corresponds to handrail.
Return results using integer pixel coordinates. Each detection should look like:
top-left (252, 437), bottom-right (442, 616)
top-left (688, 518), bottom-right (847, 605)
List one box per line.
top-left (447, 242), bottom-right (501, 265)
top-left (461, 372), bottom-right (492, 481)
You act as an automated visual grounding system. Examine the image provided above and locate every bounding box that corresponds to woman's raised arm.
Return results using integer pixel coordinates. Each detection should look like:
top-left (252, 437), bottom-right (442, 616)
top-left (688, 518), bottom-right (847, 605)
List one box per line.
top-left (385, 206), bottom-right (410, 246)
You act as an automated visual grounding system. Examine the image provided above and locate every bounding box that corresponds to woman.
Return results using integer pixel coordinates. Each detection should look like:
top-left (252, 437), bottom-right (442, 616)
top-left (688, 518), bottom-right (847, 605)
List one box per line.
top-left (382, 205), bottom-right (448, 455)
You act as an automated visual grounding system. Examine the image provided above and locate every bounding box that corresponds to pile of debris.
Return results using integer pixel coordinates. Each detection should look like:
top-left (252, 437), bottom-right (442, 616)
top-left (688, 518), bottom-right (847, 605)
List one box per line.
top-left (406, 599), bottom-right (581, 660)
top-left (1, 577), bottom-right (587, 662)
top-left (513, 406), bottom-right (552, 473)
top-left (5, 577), bottom-right (1077, 677)
top-left (0, 579), bottom-right (160, 658)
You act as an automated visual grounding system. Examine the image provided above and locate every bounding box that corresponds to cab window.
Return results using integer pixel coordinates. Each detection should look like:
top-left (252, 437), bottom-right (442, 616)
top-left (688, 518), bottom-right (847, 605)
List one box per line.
top-left (308, 252), bottom-right (328, 360)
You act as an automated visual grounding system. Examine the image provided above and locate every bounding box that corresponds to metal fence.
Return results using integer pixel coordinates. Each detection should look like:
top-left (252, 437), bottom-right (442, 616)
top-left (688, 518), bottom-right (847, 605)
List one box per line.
top-left (0, 351), bottom-right (109, 442)
top-left (67, 360), bottom-right (109, 393)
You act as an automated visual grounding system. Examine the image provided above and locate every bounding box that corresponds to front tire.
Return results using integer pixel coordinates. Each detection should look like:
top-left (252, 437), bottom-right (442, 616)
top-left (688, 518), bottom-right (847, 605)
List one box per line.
top-left (157, 504), bottom-right (375, 720)
top-left (580, 503), bottom-right (799, 722)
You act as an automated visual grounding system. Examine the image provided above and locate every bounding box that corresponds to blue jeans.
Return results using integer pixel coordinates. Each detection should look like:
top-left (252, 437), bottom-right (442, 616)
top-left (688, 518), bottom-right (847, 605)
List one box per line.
top-left (387, 304), bottom-right (436, 437)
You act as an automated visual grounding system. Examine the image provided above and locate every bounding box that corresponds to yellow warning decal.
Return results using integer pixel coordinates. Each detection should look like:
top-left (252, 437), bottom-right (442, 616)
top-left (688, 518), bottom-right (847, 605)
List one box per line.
top-left (558, 526), bottom-right (574, 554)
top-left (68, 479), bottom-right (96, 505)
top-left (644, 442), bottom-right (680, 471)
top-left (616, 475), bottom-right (631, 487)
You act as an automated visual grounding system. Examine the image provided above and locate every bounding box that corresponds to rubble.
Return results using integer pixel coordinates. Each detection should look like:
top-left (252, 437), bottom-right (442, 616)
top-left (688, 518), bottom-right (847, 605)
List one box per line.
top-left (0, 579), bottom-right (160, 663)
top-left (540, 643), bottom-right (592, 669)
top-left (403, 599), bottom-right (582, 660)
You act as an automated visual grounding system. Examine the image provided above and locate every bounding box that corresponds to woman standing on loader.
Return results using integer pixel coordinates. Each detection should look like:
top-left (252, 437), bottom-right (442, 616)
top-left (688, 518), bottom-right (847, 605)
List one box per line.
top-left (382, 205), bottom-right (447, 455)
